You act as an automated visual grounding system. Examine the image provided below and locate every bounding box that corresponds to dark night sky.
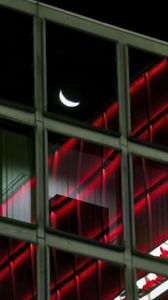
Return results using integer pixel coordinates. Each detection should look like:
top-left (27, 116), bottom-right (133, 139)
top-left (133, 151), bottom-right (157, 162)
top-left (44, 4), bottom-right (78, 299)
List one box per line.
top-left (39, 0), bottom-right (168, 42)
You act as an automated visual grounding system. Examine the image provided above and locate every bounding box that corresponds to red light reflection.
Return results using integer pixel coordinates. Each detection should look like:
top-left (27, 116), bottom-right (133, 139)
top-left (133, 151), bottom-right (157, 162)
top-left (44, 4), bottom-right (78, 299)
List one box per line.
top-left (0, 239), bottom-right (36, 300)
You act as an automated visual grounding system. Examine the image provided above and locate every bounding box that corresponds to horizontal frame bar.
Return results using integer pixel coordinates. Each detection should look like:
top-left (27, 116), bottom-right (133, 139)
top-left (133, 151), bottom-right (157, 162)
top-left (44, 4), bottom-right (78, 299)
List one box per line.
top-left (0, 104), bottom-right (36, 126)
top-left (128, 140), bottom-right (168, 163)
top-left (0, 219), bottom-right (37, 242)
top-left (44, 117), bottom-right (121, 149)
top-left (0, 0), bottom-right (36, 15)
top-left (46, 232), bottom-right (125, 265)
top-left (1, 0), bottom-right (168, 58)
top-left (133, 254), bottom-right (168, 277)
top-left (38, 3), bottom-right (168, 57)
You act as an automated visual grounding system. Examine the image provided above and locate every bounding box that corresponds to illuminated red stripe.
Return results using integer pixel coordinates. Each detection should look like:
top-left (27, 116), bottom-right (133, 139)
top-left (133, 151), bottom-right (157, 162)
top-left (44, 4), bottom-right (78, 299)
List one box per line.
top-left (149, 58), bottom-right (167, 77)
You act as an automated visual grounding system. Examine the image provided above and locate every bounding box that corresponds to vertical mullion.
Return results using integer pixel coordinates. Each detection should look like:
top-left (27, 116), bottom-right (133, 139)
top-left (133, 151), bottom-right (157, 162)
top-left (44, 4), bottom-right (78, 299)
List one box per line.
top-left (34, 10), bottom-right (46, 300)
top-left (128, 153), bottom-right (136, 250)
top-left (44, 128), bottom-right (50, 228)
top-left (117, 42), bottom-right (135, 299)
top-left (118, 44), bottom-right (131, 137)
top-left (35, 122), bottom-right (45, 237)
top-left (43, 18), bottom-right (50, 229)
top-left (34, 14), bottom-right (44, 236)
top-left (43, 19), bottom-right (48, 113)
top-left (46, 246), bottom-right (51, 300)
top-left (37, 239), bottom-right (47, 300)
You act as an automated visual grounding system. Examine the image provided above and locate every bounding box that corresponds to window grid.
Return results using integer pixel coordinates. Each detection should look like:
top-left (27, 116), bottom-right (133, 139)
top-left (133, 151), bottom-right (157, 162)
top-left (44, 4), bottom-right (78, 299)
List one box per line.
top-left (0, 1), bottom-right (168, 299)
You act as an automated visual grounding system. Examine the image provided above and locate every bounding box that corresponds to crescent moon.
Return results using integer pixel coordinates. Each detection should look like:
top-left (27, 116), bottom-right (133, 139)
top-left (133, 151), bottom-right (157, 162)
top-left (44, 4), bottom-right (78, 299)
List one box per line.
top-left (59, 90), bottom-right (80, 107)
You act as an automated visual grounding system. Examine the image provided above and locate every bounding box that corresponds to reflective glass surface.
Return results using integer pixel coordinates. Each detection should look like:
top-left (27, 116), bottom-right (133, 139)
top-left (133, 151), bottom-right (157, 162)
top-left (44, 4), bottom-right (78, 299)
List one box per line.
top-left (129, 48), bottom-right (168, 149)
top-left (133, 155), bottom-right (168, 258)
top-left (0, 235), bottom-right (37, 299)
top-left (0, 122), bottom-right (36, 223)
top-left (50, 247), bottom-right (126, 300)
top-left (48, 133), bottom-right (123, 246)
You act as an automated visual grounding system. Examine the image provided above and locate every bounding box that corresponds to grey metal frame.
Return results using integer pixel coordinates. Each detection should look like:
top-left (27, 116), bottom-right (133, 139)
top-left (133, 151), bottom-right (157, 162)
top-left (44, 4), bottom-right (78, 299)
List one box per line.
top-left (0, 0), bottom-right (168, 299)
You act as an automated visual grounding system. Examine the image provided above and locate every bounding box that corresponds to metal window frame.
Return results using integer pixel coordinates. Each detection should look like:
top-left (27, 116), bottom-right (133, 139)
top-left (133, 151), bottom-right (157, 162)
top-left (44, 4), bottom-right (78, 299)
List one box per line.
top-left (0, 1), bottom-right (168, 299)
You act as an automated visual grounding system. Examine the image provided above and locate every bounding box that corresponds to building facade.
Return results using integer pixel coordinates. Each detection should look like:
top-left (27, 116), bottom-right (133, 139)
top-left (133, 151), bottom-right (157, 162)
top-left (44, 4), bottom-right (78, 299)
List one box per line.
top-left (0, 1), bottom-right (168, 299)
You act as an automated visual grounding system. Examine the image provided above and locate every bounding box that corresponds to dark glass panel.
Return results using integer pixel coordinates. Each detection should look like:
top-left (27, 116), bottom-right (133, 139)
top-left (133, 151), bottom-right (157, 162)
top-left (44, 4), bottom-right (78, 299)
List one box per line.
top-left (0, 7), bottom-right (34, 108)
top-left (46, 22), bottom-right (118, 132)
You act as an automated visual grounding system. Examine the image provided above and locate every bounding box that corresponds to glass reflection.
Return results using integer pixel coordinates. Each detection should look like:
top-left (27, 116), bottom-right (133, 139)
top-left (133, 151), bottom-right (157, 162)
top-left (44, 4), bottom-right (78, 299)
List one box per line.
top-left (129, 48), bottom-right (168, 149)
top-left (50, 247), bottom-right (126, 300)
top-left (0, 125), bottom-right (35, 223)
top-left (133, 155), bottom-right (168, 258)
top-left (48, 133), bottom-right (123, 246)
top-left (0, 235), bottom-right (37, 299)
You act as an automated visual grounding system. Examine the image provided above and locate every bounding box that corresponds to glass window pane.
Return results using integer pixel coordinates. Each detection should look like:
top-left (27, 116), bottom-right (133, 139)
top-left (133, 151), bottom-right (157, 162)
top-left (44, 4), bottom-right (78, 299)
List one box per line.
top-left (46, 22), bottom-right (118, 133)
top-left (129, 47), bottom-right (168, 149)
top-left (0, 7), bottom-right (34, 107)
top-left (50, 247), bottom-right (126, 300)
top-left (48, 133), bottom-right (123, 247)
top-left (137, 269), bottom-right (168, 300)
top-left (0, 122), bottom-right (36, 223)
top-left (132, 155), bottom-right (168, 257)
top-left (0, 235), bottom-right (37, 300)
